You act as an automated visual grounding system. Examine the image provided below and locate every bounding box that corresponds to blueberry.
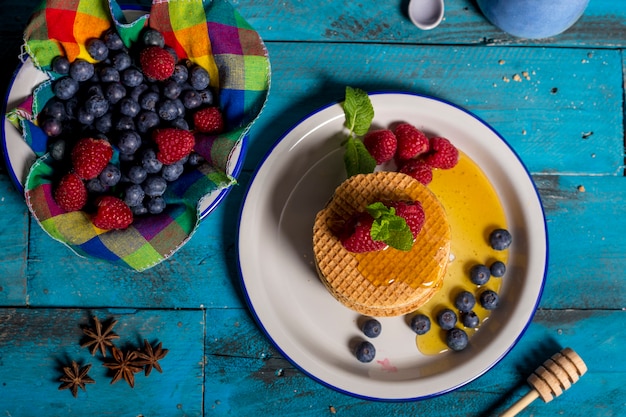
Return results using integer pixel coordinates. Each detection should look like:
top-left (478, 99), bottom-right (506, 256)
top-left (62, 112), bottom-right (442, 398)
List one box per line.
top-left (446, 328), bottom-right (469, 351)
top-left (172, 98), bottom-right (185, 117)
top-left (42, 99), bottom-right (67, 120)
top-left (69, 59), bottom-right (95, 82)
top-left (142, 28), bottom-right (165, 47)
top-left (64, 97), bottom-right (79, 119)
top-left (77, 107), bottom-right (95, 125)
top-left (147, 196), bottom-right (166, 214)
top-left (127, 165), bottom-right (148, 184)
top-left (198, 88), bottom-right (215, 105)
top-left (361, 318), bottom-right (381, 338)
top-left (105, 82), bottom-right (126, 104)
top-left (53, 77), bottom-right (79, 100)
top-left (470, 264), bottom-right (491, 285)
top-left (99, 164), bottom-right (121, 186)
top-left (187, 152), bottom-right (205, 166)
top-left (51, 56), bottom-right (70, 74)
top-left (121, 67), bottom-right (144, 87)
top-left (489, 228), bottom-right (512, 250)
top-left (132, 204), bottom-right (148, 216)
top-left (136, 111), bottom-right (160, 134)
top-left (41, 118), bottom-right (63, 137)
top-left (162, 162), bottom-right (184, 181)
top-left (170, 117), bottom-right (189, 130)
top-left (111, 51), bottom-right (132, 71)
top-left (129, 84), bottom-right (150, 102)
top-left (86, 38), bottom-right (109, 61)
top-left (103, 29), bottom-right (125, 50)
top-left (410, 314), bottom-right (431, 335)
top-left (86, 178), bottom-right (108, 193)
top-left (49, 138), bottom-right (66, 160)
top-left (182, 90), bottom-right (203, 109)
top-left (461, 311), bottom-right (480, 328)
top-left (163, 80), bottom-right (182, 99)
top-left (157, 99), bottom-right (179, 121)
top-left (454, 291), bottom-right (476, 313)
top-left (124, 184), bottom-right (145, 207)
top-left (437, 308), bottom-right (457, 330)
top-left (354, 341), bottom-right (376, 363)
top-left (115, 115), bottom-right (135, 131)
top-left (119, 97), bottom-right (141, 118)
top-left (141, 149), bottom-right (163, 174)
top-left (490, 261), bottom-right (506, 278)
top-left (143, 175), bottom-right (167, 197)
top-left (139, 91), bottom-right (160, 111)
top-left (171, 64), bottom-right (188, 83)
top-left (479, 290), bottom-right (499, 310)
top-left (99, 66), bottom-right (120, 83)
top-left (189, 65), bottom-right (210, 90)
top-left (84, 95), bottom-right (109, 118)
top-left (94, 113), bottom-right (113, 133)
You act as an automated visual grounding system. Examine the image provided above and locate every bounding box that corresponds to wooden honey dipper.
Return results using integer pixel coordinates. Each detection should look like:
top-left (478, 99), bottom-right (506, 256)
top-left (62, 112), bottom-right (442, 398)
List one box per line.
top-left (499, 347), bottom-right (587, 417)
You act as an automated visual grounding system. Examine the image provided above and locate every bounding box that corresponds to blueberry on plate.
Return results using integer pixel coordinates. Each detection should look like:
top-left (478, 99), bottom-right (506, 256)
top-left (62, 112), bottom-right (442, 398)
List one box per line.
top-left (437, 308), bottom-right (457, 330)
top-left (410, 314), bottom-right (431, 335)
top-left (470, 264), bottom-right (491, 285)
top-left (103, 29), bottom-right (125, 51)
top-left (124, 184), bottom-right (145, 207)
top-left (479, 290), bottom-right (499, 310)
top-left (162, 163), bottom-right (184, 182)
top-left (147, 196), bottom-right (166, 214)
top-left (461, 311), bottom-right (480, 328)
top-left (86, 38), bottom-right (109, 61)
top-left (454, 291), bottom-right (476, 313)
top-left (51, 56), bottom-right (70, 74)
top-left (69, 59), bottom-right (95, 82)
top-left (361, 318), bottom-right (382, 338)
top-left (489, 228), bottom-right (512, 250)
top-left (355, 341), bottom-right (376, 363)
top-left (490, 261), bottom-right (506, 277)
top-left (53, 77), bottom-right (79, 100)
top-left (142, 28), bottom-right (165, 47)
top-left (446, 328), bottom-right (469, 351)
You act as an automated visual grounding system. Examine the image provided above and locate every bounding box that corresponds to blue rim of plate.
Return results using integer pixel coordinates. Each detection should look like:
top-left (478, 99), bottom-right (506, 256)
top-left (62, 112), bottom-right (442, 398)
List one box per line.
top-left (237, 90), bottom-right (548, 401)
top-left (0, 4), bottom-right (247, 220)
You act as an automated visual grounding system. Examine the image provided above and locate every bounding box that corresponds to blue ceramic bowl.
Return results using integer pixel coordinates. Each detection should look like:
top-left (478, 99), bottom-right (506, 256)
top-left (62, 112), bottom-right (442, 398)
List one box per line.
top-left (477, 0), bottom-right (589, 39)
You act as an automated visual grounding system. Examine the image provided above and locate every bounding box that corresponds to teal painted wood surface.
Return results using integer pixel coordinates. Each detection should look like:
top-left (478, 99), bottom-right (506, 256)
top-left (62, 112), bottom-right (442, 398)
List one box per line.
top-left (0, 0), bottom-right (625, 415)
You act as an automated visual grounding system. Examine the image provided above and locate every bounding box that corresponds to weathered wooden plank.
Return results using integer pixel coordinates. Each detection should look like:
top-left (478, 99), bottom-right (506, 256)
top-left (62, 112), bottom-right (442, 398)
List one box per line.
top-left (0, 172), bottom-right (28, 305)
top-left (0, 308), bottom-right (204, 416)
top-left (242, 43), bottom-right (623, 176)
top-left (204, 307), bottom-right (625, 416)
top-left (233, 0), bottom-right (626, 48)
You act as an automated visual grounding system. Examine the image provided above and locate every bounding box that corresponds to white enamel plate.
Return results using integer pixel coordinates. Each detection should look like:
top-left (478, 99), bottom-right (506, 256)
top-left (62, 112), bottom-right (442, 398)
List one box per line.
top-left (238, 92), bottom-right (547, 400)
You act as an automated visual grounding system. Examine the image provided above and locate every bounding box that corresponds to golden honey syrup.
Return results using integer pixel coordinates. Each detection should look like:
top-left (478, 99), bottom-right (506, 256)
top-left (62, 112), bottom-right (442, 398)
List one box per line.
top-left (414, 151), bottom-right (509, 355)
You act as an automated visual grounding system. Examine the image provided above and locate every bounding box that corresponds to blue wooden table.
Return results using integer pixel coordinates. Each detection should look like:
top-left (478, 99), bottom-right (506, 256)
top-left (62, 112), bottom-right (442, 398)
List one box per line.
top-left (1, 0), bottom-right (625, 415)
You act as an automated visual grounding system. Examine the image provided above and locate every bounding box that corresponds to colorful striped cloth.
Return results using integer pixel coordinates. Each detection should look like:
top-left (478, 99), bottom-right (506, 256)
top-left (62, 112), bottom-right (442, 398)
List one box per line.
top-left (14, 0), bottom-right (270, 271)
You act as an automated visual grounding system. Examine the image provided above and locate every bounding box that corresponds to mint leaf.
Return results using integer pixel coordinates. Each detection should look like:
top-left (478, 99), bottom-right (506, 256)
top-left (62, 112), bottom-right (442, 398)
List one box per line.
top-left (366, 202), bottom-right (414, 251)
top-left (343, 87), bottom-right (374, 137)
top-left (344, 137), bottom-right (376, 177)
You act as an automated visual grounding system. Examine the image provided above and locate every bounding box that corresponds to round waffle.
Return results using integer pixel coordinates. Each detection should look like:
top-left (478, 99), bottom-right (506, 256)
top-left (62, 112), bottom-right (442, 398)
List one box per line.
top-left (313, 172), bottom-right (451, 317)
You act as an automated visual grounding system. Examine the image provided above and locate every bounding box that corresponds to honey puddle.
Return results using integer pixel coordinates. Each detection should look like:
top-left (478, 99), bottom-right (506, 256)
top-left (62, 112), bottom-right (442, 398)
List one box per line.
top-left (414, 152), bottom-right (508, 355)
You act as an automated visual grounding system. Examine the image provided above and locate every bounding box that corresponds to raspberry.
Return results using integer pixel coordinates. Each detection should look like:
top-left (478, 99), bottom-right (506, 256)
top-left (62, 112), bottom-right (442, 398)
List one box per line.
top-left (152, 128), bottom-right (196, 164)
top-left (399, 159), bottom-right (433, 185)
top-left (363, 129), bottom-right (397, 164)
top-left (425, 137), bottom-right (459, 169)
top-left (340, 212), bottom-right (387, 253)
top-left (139, 46), bottom-right (175, 81)
top-left (389, 200), bottom-right (425, 238)
top-left (193, 107), bottom-right (224, 134)
top-left (54, 172), bottom-right (87, 212)
top-left (394, 123), bottom-right (429, 161)
top-left (92, 196), bottom-right (133, 230)
top-left (71, 138), bottom-right (113, 180)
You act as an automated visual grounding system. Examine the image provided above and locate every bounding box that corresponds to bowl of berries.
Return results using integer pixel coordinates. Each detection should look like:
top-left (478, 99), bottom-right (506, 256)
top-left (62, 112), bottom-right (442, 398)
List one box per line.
top-left (2, 0), bottom-right (270, 271)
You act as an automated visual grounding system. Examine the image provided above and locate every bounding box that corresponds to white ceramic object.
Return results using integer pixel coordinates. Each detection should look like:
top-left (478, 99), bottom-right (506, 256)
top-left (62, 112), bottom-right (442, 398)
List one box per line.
top-left (238, 92), bottom-right (547, 400)
top-left (408, 0), bottom-right (445, 30)
top-left (0, 7), bottom-right (245, 219)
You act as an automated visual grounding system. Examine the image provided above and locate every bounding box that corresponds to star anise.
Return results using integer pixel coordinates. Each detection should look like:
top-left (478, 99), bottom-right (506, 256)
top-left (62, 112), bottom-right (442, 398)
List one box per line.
top-left (135, 339), bottom-right (169, 376)
top-left (81, 316), bottom-right (120, 357)
top-left (58, 361), bottom-right (95, 398)
top-left (103, 346), bottom-right (143, 388)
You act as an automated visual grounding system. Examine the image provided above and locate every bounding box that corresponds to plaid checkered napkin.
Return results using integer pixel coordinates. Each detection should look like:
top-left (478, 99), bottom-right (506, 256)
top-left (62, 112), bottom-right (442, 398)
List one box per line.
top-left (15, 0), bottom-right (270, 271)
